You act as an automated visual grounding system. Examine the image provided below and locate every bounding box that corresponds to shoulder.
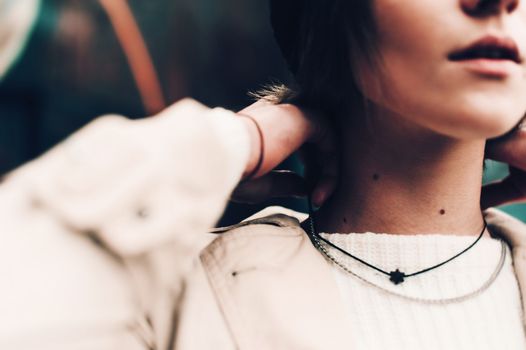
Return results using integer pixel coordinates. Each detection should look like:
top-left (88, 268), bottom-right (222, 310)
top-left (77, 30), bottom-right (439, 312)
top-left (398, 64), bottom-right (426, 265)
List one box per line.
top-left (201, 206), bottom-right (312, 268)
top-left (484, 208), bottom-right (526, 249)
top-left (196, 207), bottom-right (348, 350)
top-left (209, 206), bottom-right (308, 242)
top-left (484, 208), bottom-right (526, 327)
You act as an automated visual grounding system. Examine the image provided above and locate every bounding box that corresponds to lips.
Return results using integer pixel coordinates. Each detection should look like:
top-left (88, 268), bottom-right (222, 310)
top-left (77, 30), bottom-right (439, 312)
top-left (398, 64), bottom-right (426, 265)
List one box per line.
top-left (448, 35), bottom-right (522, 64)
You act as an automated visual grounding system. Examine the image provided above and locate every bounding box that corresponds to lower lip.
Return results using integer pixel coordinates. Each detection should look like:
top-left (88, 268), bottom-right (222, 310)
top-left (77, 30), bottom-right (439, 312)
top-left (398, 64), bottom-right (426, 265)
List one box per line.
top-left (451, 58), bottom-right (519, 78)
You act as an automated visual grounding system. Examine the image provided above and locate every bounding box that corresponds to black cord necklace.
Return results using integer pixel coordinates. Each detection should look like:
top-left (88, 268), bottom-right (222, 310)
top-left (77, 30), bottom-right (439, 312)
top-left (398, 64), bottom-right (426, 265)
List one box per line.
top-left (306, 201), bottom-right (488, 285)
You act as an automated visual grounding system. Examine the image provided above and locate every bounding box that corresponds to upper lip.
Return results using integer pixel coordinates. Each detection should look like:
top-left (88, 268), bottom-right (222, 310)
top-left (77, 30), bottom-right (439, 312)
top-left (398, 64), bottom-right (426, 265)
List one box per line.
top-left (448, 35), bottom-right (522, 63)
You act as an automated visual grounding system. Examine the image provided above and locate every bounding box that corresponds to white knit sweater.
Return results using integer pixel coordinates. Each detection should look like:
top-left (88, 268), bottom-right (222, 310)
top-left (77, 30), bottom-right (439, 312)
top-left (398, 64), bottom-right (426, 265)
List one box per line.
top-left (319, 232), bottom-right (526, 350)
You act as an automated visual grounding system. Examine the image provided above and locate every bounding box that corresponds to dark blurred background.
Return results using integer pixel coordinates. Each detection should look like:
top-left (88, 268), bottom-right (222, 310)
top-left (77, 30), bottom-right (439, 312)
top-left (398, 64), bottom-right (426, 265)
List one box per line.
top-left (0, 0), bottom-right (523, 223)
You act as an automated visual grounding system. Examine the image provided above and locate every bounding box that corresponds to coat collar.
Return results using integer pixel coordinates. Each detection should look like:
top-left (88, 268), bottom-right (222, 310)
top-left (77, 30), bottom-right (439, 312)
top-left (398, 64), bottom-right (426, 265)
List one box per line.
top-left (483, 208), bottom-right (526, 328)
top-left (203, 207), bottom-right (526, 349)
top-left (204, 207), bottom-right (350, 349)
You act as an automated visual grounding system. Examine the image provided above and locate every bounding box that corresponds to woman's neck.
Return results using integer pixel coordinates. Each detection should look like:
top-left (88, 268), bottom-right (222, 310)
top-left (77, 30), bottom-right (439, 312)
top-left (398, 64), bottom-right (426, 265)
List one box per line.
top-left (315, 108), bottom-right (487, 236)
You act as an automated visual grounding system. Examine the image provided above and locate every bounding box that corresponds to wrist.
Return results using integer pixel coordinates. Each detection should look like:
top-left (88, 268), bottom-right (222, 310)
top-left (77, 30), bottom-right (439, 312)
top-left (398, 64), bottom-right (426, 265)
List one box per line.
top-left (238, 114), bottom-right (264, 180)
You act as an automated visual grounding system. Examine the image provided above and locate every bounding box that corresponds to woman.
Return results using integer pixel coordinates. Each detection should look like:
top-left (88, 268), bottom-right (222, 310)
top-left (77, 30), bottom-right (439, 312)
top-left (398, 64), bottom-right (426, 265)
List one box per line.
top-left (183, 0), bottom-right (526, 348)
top-left (2, 0), bottom-right (526, 349)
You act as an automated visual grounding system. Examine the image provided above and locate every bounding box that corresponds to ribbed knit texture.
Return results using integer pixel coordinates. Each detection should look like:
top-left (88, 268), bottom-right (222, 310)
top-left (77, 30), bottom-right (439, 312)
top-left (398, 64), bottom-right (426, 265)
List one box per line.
top-left (319, 232), bottom-right (526, 350)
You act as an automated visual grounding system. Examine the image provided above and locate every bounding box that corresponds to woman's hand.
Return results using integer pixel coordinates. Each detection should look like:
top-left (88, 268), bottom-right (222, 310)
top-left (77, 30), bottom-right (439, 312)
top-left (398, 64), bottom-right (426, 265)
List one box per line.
top-left (231, 100), bottom-right (338, 207)
top-left (482, 124), bottom-right (526, 209)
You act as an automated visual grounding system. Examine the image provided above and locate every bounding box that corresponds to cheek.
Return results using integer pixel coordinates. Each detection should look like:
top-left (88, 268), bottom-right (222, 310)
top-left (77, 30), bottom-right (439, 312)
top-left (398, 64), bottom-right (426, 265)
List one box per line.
top-left (359, 0), bottom-right (453, 114)
top-left (358, 1), bottom-right (526, 139)
top-left (359, 59), bottom-right (526, 139)
top-left (374, 0), bottom-right (449, 58)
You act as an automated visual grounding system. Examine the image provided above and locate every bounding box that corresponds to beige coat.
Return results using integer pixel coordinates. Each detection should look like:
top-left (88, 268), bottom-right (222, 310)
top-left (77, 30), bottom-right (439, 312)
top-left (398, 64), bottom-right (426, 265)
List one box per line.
top-left (0, 99), bottom-right (525, 349)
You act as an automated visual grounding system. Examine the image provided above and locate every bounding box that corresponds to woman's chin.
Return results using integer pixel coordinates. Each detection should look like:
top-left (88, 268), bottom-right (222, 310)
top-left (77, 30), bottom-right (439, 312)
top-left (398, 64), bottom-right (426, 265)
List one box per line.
top-left (433, 104), bottom-right (526, 140)
top-left (475, 111), bottom-right (524, 139)
top-left (450, 116), bottom-right (522, 140)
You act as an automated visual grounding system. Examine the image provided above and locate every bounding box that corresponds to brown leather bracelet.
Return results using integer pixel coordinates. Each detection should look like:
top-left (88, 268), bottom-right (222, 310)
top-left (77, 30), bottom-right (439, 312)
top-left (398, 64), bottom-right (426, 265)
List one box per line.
top-left (238, 113), bottom-right (265, 181)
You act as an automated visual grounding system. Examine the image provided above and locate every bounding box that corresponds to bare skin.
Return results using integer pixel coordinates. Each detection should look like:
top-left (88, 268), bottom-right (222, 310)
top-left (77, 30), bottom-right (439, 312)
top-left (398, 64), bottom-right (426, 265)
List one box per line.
top-left (484, 127), bottom-right (526, 207)
top-left (233, 0), bottom-right (526, 237)
top-left (315, 106), bottom-right (490, 236)
top-left (233, 99), bottom-right (338, 204)
top-left (233, 101), bottom-right (526, 226)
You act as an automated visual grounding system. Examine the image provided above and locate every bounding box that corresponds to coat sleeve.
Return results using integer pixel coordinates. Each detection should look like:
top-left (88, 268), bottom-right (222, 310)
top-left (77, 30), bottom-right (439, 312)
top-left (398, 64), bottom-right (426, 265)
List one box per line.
top-left (14, 98), bottom-right (250, 256)
top-left (0, 98), bottom-right (250, 349)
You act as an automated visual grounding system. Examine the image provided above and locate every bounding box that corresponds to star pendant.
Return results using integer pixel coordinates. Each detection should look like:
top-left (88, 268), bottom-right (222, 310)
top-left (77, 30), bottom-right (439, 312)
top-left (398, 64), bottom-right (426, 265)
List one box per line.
top-left (389, 269), bottom-right (406, 285)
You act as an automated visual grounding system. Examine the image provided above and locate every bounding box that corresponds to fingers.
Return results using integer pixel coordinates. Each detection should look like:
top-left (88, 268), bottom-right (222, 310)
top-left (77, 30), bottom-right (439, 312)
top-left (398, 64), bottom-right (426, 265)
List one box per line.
top-left (310, 152), bottom-right (339, 207)
top-left (300, 137), bottom-right (340, 207)
top-left (486, 126), bottom-right (526, 171)
top-left (236, 102), bottom-right (316, 180)
top-left (483, 125), bottom-right (526, 207)
top-left (481, 167), bottom-right (526, 208)
top-left (238, 99), bottom-right (274, 114)
top-left (231, 170), bottom-right (307, 204)
top-left (504, 167), bottom-right (526, 202)
top-left (481, 179), bottom-right (520, 209)
top-left (235, 100), bottom-right (340, 206)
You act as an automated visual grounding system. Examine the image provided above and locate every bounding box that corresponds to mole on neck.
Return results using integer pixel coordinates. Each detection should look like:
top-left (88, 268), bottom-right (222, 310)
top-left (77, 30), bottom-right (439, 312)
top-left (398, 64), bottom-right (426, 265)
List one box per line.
top-left (314, 113), bottom-right (486, 236)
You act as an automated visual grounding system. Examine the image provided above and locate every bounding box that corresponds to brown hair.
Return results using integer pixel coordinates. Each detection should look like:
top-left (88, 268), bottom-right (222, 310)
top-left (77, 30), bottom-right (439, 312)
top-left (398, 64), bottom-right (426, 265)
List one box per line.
top-left (265, 0), bottom-right (379, 122)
